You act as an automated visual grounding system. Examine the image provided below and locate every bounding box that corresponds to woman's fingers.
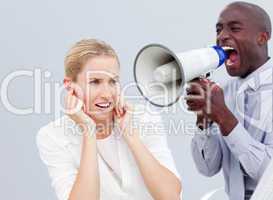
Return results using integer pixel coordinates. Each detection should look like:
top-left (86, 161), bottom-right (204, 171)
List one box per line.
top-left (68, 88), bottom-right (73, 95)
top-left (115, 94), bottom-right (126, 118)
top-left (65, 90), bottom-right (84, 115)
top-left (119, 95), bottom-right (125, 116)
top-left (114, 101), bottom-right (121, 118)
top-left (114, 107), bottom-right (120, 118)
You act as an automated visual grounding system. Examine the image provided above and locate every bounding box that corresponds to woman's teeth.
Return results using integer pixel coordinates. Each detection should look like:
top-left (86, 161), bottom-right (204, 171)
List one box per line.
top-left (95, 102), bottom-right (111, 108)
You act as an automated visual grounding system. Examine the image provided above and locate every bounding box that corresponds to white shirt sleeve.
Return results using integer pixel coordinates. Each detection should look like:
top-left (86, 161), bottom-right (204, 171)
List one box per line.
top-left (250, 159), bottom-right (273, 200)
top-left (138, 111), bottom-right (181, 180)
top-left (191, 124), bottom-right (223, 177)
top-left (36, 127), bottom-right (78, 200)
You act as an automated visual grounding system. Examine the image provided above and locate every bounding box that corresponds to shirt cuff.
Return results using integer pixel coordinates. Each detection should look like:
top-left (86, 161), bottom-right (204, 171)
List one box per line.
top-left (223, 122), bottom-right (254, 157)
top-left (192, 125), bottom-right (221, 157)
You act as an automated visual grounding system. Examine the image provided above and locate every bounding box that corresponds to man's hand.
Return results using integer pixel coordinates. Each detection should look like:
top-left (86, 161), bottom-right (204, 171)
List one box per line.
top-left (185, 78), bottom-right (237, 135)
top-left (196, 112), bottom-right (213, 130)
top-left (185, 78), bottom-right (213, 129)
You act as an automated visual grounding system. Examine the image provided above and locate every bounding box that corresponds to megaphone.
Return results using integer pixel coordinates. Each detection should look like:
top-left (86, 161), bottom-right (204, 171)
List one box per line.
top-left (133, 44), bottom-right (230, 107)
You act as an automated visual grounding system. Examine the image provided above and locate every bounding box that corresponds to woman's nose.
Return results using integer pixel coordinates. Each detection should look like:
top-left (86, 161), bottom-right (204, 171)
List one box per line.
top-left (99, 84), bottom-right (114, 98)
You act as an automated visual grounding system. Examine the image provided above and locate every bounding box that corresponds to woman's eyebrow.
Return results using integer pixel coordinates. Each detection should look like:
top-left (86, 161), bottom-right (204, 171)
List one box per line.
top-left (88, 76), bottom-right (119, 80)
top-left (88, 77), bottom-right (101, 80)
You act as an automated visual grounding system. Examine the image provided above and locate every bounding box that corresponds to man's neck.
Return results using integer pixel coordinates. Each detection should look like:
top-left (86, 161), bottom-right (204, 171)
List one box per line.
top-left (243, 56), bottom-right (270, 78)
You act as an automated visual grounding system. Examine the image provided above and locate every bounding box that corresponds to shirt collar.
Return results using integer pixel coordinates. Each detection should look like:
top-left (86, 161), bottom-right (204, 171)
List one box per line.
top-left (237, 58), bottom-right (273, 93)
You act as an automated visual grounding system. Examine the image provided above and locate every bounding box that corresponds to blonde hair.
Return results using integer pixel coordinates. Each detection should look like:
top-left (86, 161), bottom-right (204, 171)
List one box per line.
top-left (64, 39), bottom-right (119, 81)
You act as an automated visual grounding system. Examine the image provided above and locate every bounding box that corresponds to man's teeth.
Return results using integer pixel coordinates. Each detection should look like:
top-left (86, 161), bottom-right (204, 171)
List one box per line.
top-left (95, 102), bottom-right (111, 108)
top-left (226, 59), bottom-right (234, 66)
top-left (222, 46), bottom-right (235, 51)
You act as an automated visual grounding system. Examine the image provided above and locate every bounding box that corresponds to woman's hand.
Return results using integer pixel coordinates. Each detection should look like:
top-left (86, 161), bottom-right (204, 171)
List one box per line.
top-left (64, 89), bottom-right (100, 200)
top-left (64, 89), bottom-right (96, 133)
top-left (115, 100), bottom-right (182, 199)
top-left (115, 100), bottom-right (138, 144)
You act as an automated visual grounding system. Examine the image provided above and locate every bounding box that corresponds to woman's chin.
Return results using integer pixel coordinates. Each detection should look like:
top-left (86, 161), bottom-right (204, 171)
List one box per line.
top-left (89, 110), bottom-right (113, 122)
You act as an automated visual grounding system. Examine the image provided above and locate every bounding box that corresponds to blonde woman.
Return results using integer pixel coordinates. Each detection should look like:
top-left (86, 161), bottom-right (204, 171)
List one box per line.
top-left (36, 39), bottom-right (182, 200)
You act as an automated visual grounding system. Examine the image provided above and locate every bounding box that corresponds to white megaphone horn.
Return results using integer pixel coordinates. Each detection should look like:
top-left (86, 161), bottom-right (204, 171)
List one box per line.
top-left (133, 44), bottom-right (231, 107)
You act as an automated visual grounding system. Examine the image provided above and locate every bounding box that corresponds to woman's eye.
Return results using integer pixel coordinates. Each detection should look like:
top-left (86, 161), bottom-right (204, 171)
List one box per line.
top-left (110, 80), bottom-right (118, 85)
top-left (89, 80), bottom-right (99, 84)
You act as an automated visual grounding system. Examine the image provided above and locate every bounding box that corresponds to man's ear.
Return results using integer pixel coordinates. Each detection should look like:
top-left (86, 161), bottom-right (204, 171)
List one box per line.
top-left (257, 32), bottom-right (270, 46)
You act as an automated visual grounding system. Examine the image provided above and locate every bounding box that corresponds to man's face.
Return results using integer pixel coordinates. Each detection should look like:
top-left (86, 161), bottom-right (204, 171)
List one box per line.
top-left (216, 6), bottom-right (261, 78)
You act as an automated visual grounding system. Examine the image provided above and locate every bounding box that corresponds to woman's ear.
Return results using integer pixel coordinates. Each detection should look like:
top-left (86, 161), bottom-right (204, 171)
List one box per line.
top-left (64, 77), bottom-right (78, 96)
top-left (63, 77), bottom-right (72, 90)
top-left (64, 77), bottom-right (84, 100)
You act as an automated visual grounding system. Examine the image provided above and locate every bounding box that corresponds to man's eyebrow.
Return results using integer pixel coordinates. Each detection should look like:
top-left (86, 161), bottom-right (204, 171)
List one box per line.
top-left (216, 22), bottom-right (223, 28)
top-left (216, 22), bottom-right (222, 27)
top-left (228, 21), bottom-right (243, 26)
top-left (216, 21), bottom-right (243, 28)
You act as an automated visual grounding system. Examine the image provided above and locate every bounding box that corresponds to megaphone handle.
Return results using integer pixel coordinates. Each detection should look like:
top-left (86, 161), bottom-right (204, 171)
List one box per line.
top-left (198, 72), bottom-right (211, 80)
top-left (201, 71), bottom-right (214, 80)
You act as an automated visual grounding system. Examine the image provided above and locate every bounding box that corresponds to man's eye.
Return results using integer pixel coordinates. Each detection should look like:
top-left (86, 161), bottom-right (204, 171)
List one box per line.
top-left (216, 28), bottom-right (222, 35)
top-left (231, 27), bottom-right (241, 32)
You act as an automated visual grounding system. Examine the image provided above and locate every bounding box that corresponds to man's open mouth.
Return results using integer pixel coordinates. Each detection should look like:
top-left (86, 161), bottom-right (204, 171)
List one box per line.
top-left (223, 46), bottom-right (240, 67)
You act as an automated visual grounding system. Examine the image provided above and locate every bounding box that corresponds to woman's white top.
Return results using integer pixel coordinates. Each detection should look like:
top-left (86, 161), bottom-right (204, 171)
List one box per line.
top-left (36, 107), bottom-right (181, 200)
top-left (97, 130), bottom-right (122, 179)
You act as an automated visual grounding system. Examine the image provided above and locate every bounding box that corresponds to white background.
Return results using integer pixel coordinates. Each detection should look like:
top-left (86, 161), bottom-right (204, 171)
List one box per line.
top-left (0, 0), bottom-right (272, 199)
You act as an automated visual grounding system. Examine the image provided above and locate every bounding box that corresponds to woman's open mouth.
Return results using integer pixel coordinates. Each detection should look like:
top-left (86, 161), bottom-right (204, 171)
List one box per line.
top-left (223, 46), bottom-right (240, 67)
top-left (95, 102), bottom-right (112, 109)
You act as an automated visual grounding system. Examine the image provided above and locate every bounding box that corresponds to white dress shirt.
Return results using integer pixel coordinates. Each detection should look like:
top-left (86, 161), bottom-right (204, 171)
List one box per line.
top-left (36, 105), bottom-right (181, 200)
top-left (250, 159), bottom-right (273, 200)
top-left (191, 59), bottom-right (273, 200)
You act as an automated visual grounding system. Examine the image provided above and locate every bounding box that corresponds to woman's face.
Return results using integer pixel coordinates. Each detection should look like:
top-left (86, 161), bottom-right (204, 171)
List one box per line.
top-left (74, 55), bottom-right (120, 123)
